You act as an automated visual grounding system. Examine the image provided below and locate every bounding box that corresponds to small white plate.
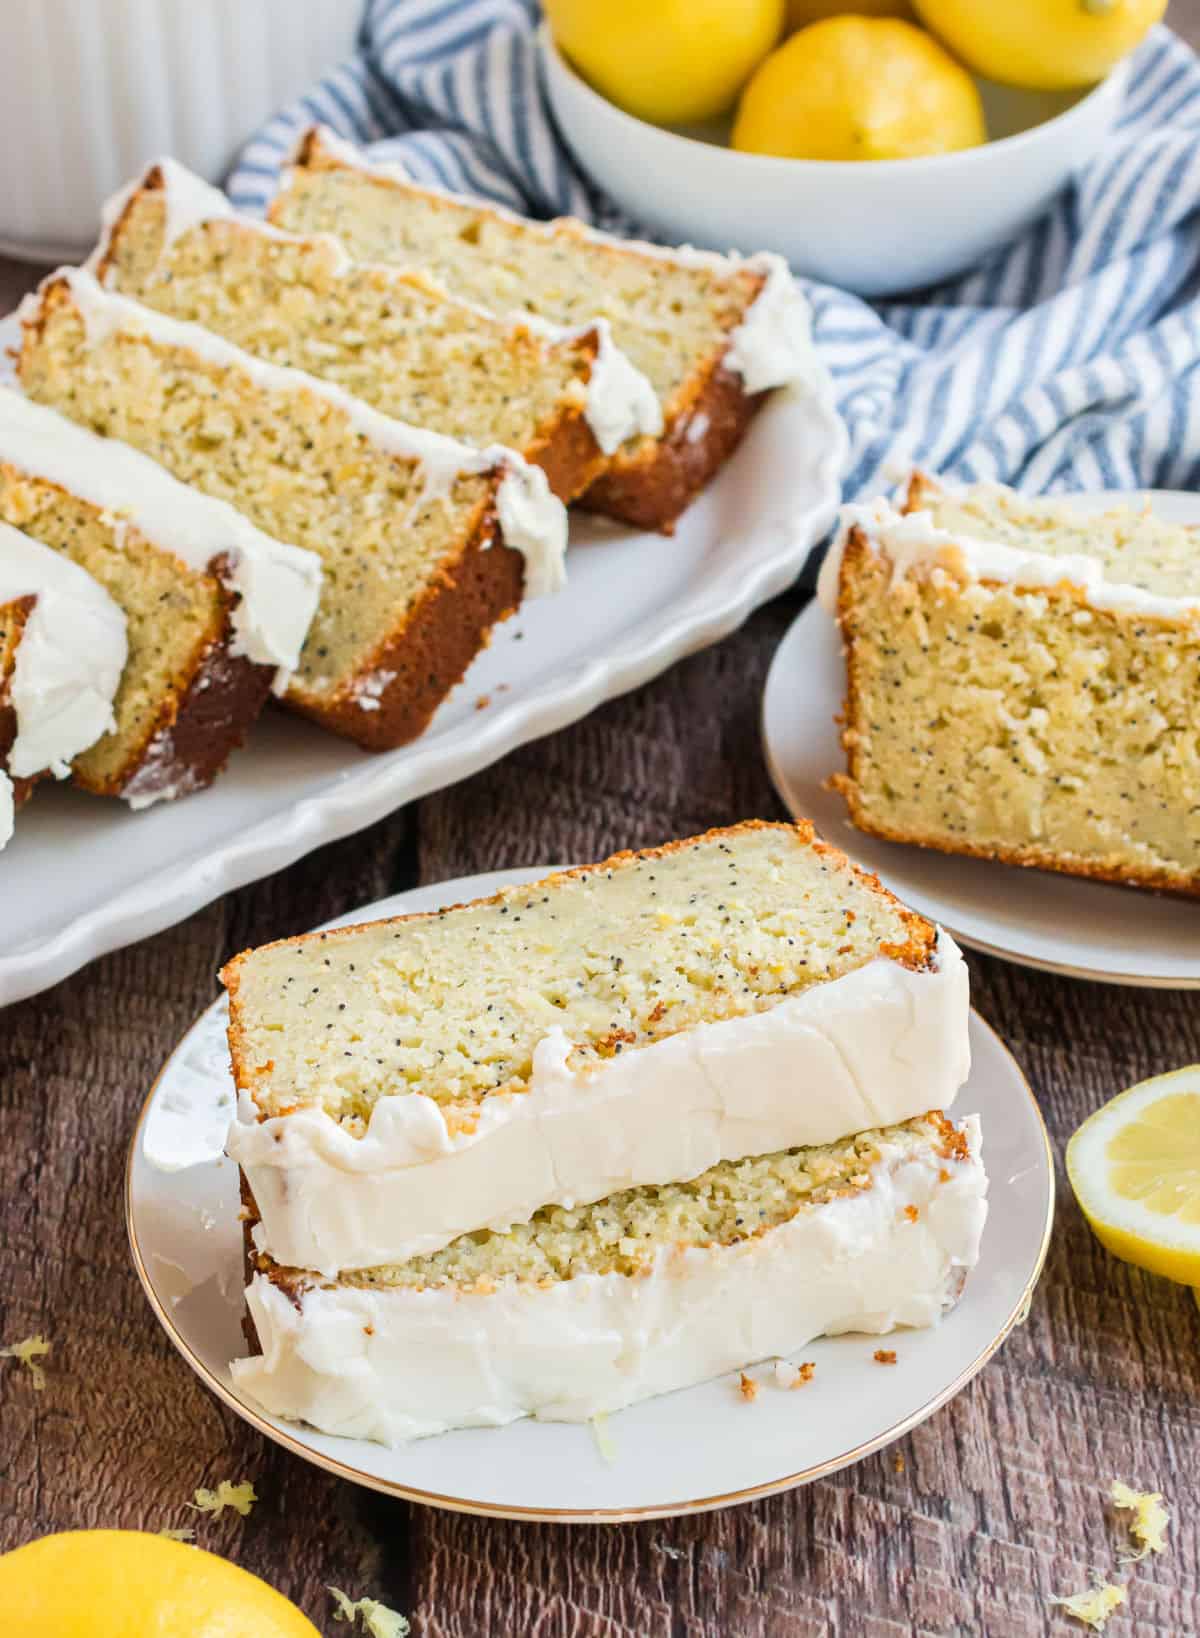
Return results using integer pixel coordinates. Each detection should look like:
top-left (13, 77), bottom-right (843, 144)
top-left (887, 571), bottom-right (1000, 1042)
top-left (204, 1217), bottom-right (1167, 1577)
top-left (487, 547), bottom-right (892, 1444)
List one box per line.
top-left (763, 591), bottom-right (1200, 989)
top-left (127, 867), bottom-right (1053, 1523)
top-left (0, 310), bottom-right (845, 1008)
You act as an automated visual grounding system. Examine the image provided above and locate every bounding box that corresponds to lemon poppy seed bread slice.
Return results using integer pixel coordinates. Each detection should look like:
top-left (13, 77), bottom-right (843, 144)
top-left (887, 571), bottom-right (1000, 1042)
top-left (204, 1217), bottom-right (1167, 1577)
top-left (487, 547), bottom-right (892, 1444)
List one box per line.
top-left (821, 472), bottom-right (1200, 896)
top-left (17, 268), bottom-right (567, 751)
top-left (92, 160), bottom-right (660, 503)
top-left (269, 126), bottom-right (820, 532)
top-left (0, 389), bottom-right (321, 805)
top-left (223, 820), bottom-right (970, 1277)
top-left (234, 1110), bottom-right (987, 1443)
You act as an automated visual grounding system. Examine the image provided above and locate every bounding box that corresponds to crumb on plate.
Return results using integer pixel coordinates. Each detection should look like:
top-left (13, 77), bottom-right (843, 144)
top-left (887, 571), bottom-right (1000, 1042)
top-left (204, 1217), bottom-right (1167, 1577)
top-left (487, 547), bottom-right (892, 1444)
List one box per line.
top-left (738, 1371), bottom-right (759, 1402)
top-left (873, 1349), bottom-right (898, 1366)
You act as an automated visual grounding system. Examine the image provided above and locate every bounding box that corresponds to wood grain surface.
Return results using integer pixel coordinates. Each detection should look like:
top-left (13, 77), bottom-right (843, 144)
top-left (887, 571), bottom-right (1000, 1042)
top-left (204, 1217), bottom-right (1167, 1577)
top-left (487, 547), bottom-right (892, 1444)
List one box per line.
top-left (2, 17), bottom-right (1200, 1634)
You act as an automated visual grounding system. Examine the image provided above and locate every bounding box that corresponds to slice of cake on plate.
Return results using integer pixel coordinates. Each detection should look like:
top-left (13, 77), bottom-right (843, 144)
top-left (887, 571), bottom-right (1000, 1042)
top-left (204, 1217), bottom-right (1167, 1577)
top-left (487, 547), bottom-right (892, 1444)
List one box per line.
top-left (92, 160), bottom-right (661, 504)
top-left (222, 820), bottom-right (970, 1278)
top-left (0, 521), bottom-right (127, 844)
top-left (235, 1110), bottom-right (986, 1443)
top-left (821, 472), bottom-right (1200, 897)
top-left (0, 389), bottom-right (320, 808)
top-left (17, 268), bottom-right (567, 751)
top-left (269, 126), bottom-right (821, 532)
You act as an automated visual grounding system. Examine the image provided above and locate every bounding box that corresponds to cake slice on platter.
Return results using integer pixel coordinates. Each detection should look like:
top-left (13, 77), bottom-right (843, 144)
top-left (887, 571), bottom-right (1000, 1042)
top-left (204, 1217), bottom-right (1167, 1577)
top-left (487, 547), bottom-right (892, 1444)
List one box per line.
top-left (820, 471), bottom-right (1200, 897)
top-left (17, 268), bottom-right (567, 752)
top-left (269, 125), bottom-right (820, 532)
top-left (0, 522), bottom-right (127, 845)
top-left (235, 1110), bottom-right (986, 1444)
top-left (91, 159), bottom-right (660, 504)
top-left (0, 389), bottom-right (320, 809)
top-left (222, 820), bottom-right (971, 1278)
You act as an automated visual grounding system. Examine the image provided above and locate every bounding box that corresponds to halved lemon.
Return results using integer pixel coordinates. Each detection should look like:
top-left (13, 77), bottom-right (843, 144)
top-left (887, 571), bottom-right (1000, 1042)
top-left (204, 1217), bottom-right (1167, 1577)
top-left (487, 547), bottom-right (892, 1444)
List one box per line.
top-left (1066, 1066), bottom-right (1200, 1288)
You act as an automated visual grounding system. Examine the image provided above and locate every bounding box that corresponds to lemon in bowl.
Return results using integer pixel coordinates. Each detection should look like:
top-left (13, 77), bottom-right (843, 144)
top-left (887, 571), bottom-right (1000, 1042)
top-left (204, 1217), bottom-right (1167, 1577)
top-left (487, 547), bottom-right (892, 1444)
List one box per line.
top-left (733, 17), bottom-right (986, 162)
top-left (914, 0), bottom-right (1166, 91)
top-left (543, 0), bottom-right (785, 125)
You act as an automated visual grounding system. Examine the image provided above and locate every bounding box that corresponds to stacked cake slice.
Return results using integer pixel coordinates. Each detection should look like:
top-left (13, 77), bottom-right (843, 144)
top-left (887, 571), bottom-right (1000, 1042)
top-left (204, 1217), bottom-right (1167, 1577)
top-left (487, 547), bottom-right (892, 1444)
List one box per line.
top-left (269, 126), bottom-right (819, 531)
top-left (222, 820), bottom-right (986, 1442)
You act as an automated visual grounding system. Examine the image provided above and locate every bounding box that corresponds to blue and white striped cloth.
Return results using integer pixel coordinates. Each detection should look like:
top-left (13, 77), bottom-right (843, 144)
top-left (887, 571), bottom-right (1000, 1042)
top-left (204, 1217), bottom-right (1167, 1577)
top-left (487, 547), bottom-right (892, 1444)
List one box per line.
top-left (230, 3), bottom-right (1200, 524)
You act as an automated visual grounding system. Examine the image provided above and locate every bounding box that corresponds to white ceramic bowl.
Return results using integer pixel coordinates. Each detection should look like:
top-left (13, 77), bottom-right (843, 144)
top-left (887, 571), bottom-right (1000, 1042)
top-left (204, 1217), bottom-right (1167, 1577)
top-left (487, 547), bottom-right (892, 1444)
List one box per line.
top-left (540, 23), bottom-right (1127, 297)
top-left (0, 0), bottom-right (364, 263)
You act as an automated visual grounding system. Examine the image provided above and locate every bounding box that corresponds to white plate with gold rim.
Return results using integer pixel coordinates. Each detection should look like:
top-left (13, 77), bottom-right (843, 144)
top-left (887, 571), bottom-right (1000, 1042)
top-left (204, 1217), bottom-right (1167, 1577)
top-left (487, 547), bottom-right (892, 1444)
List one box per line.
top-left (0, 305), bottom-right (846, 1009)
top-left (764, 560), bottom-right (1200, 990)
top-left (127, 866), bottom-right (1053, 1523)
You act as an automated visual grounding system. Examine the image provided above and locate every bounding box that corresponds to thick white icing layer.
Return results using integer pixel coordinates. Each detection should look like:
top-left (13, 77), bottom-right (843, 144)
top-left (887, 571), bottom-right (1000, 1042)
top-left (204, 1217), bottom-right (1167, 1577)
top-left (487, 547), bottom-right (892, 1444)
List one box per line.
top-left (0, 771), bottom-right (13, 850)
top-left (0, 388), bottom-right (321, 685)
top-left (232, 1115), bottom-right (987, 1444)
top-left (98, 158), bottom-right (658, 463)
top-left (288, 126), bottom-right (821, 398)
top-left (0, 522), bottom-right (127, 780)
top-left (25, 268), bottom-right (568, 601)
top-left (819, 488), bottom-right (1200, 625)
top-left (229, 929), bottom-right (970, 1277)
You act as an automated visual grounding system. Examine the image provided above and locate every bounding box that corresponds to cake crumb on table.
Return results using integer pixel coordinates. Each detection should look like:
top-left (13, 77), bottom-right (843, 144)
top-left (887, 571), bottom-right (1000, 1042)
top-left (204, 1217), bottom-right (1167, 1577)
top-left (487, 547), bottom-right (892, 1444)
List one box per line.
top-left (738, 1371), bottom-right (759, 1402)
top-left (873, 1349), bottom-right (898, 1365)
top-left (893, 1453), bottom-right (906, 1474)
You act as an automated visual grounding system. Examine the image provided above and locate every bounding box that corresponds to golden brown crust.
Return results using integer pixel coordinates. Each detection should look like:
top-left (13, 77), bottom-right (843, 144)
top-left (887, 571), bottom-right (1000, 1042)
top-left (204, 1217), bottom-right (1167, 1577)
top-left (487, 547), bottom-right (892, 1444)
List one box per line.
top-left (281, 491), bottom-right (524, 752)
top-left (579, 356), bottom-right (765, 533)
top-left (220, 818), bottom-right (940, 1094)
top-left (828, 522), bottom-right (1200, 900)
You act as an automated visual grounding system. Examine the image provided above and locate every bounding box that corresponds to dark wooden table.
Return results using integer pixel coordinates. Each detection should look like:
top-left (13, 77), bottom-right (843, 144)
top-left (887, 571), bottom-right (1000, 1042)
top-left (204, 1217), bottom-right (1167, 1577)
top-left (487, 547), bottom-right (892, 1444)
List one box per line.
top-left (3, 19), bottom-right (1200, 1631)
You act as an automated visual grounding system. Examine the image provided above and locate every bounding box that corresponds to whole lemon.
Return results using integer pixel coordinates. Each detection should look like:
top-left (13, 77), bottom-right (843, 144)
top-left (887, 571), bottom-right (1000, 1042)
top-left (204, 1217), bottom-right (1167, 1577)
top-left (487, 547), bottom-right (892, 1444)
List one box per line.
top-left (788, 0), bottom-right (914, 25)
top-left (733, 18), bottom-right (986, 162)
top-left (545, 0), bottom-right (785, 125)
top-left (0, 1530), bottom-right (320, 1638)
top-left (913, 0), bottom-right (1166, 90)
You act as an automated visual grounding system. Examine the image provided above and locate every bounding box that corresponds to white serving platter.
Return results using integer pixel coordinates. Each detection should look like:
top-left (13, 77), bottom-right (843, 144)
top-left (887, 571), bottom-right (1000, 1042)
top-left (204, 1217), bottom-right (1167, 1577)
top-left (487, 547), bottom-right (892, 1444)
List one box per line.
top-left (0, 308), bottom-right (845, 1006)
top-left (127, 867), bottom-right (1054, 1522)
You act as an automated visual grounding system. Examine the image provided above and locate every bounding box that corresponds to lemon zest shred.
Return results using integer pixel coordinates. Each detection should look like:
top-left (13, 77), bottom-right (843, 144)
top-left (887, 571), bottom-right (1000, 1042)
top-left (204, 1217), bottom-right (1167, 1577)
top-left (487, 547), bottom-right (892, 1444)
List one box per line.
top-left (1049, 1580), bottom-right (1127, 1630)
top-left (190, 1479), bottom-right (257, 1518)
top-left (158, 1527), bottom-right (195, 1541)
top-left (590, 1412), bottom-right (617, 1465)
top-left (1111, 1480), bottom-right (1170, 1560)
top-left (0, 1334), bottom-right (50, 1390)
top-left (328, 1587), bottom-right (411, 1637)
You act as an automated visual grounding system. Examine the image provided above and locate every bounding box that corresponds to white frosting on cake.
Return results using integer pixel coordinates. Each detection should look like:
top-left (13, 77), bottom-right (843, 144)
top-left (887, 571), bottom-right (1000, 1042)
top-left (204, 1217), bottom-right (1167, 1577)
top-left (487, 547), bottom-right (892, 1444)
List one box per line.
top-left (96, 159), bottom-right (658, 462)
top-left (819, 487), bottom-right (1200, 625)
top-left (232, 1115), bottom-right (987, 1444)
top-left (25, 268), bottom-right (568, 600)
top-left (0, 521), bottom-right (127, 779)
top-left (229, 928), bottom-right (970, 1277)
top-left (0, 771), bottom-right (14, 850)
top-left (0, 388), bottom-right (321, 686)
top-left (287, 126), bottom-right (821, 398)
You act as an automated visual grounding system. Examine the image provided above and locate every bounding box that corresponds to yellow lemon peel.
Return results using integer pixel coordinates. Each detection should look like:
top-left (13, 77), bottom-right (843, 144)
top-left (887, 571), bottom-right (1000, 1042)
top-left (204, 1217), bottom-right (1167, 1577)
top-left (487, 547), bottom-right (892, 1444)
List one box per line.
top-left (0, 1334), bottom-right (50, 1390)
top-left (1111, 1480), bottom-right (1170, 1560)
top-left (190, 1479), bottom-right (257, 1518)
top-left (329, 1587), bottom-right (411, 1637)
top-left (1049, 1580), bottom-right (1127, 1630)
